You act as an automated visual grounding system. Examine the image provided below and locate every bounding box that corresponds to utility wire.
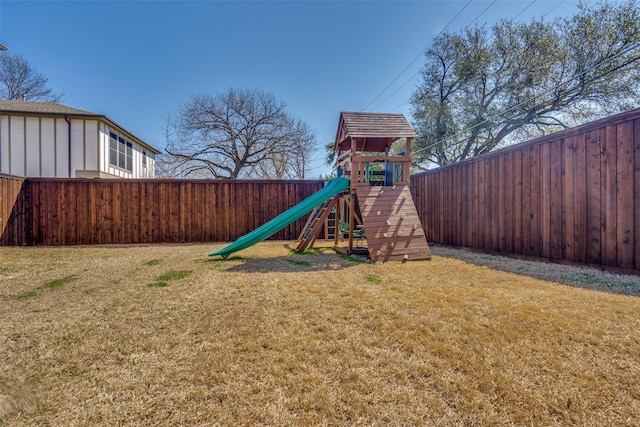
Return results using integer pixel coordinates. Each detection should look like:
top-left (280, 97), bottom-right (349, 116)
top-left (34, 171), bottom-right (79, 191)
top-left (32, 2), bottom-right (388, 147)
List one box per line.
top-left (389, 0), bottom-right (573, 117)
top-left (513, 0), bottom-right (537, 20)
top-left (368, 0), bottom-right (499, 113)
top-left (412, 41), bottom-right (640, 158)
top-left (542, 0), bottom-right (566, 18)
top-left (360, 0), bottom-right (473, 112)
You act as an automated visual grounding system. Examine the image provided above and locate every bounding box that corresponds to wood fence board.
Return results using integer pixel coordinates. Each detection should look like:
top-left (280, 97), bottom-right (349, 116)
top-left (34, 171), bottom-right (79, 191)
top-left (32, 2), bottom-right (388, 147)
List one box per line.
top-left (503, 152), bottom-right (517, 253)
top-left (574, 133), bottom-right (587, 263)
top-left (616, 121), bottom-right (634, 268)
top-left (540, 143), bottom-right (551, 258)
top-left (521, 148), bottom-right (532, 256)
top-left (219, 182), bottom-right (230, 240)
top-left (563, 136), bottom-right (576, 261)
top-left (196, 182), bottom-right (205, 241)
top-left (26, 179), bottom-right (37, 245)
top-left (439, 170), bottom-right (447, 244)
top-left (423, 173), bottom-right (432, 241)
top-left (454, 167), bottom-right (462, 246)
top-left (602, 125), bottom-right (618, 266)
top-left (635, 118), bottom-right (640, 271)
top-left (549, 139), bottom-right (563, 259)
top-left (513, 151), bottom-right (523, 254)
top-left (172, 182), bottom-right (182, 241)
top-left (497, 154), bottom-right (506, 251)
top-left (471, 160), bottom-right (479, 248)
top-left (0, 175), bottom-right (25, 245)
top-left (532, 144), bottom-right (543, 257)
top-left (463, 160), bottom-right (472, 247)
top-left (585, 129), bottom-right (602, 264)
top-left (76, 181), bottom-right (86, 244)
top-left (455, 164), bottom-right (463, 246)
top-left (151, 181), bottom-right (161, 243)
top-left (490, 156), bottom-right (499, 251)
top-left (439, 172), bottom-right (445, 243)
top-left (478, 158), bottom-right (487, 249)
top-left (143, 181), bottom-right (153, 242)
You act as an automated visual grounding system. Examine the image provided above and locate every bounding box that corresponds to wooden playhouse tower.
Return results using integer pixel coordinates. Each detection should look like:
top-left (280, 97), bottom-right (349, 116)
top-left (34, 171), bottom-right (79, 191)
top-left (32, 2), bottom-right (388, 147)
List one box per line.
top-left (297, 112), bottom-right (431, 262)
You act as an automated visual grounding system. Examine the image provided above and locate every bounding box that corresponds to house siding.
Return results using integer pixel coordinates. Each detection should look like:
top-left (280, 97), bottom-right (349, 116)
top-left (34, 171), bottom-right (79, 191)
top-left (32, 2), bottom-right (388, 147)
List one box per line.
top-left (54, 118), bottom-right (68, 177)
top-left (0, 116), bottom-right (7, 173)
top-left (85, 120), bottom-right (98, 172)
top-left (11, 116), bottom-right (26, 176)
top-left (26, 117), bottom-right (40, 176)
top-left (0, 113), bottom-right (155, 178)
top-left (41, 118), bottom-right (56, 176)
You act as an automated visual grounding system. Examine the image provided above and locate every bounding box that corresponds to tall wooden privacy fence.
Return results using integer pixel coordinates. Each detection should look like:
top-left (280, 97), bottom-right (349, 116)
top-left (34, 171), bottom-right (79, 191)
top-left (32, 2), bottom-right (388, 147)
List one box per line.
top-left (0, 177), bottom-right (323, 246)
top-left (411, 108), bottom-right (640, 275)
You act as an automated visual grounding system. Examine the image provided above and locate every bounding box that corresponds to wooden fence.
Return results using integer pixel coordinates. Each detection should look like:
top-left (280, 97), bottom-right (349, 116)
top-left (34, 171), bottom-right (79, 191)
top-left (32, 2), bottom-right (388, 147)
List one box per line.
top-left (411, 108), bottom-right (640, 275)
top-left (0, 178), bottom-right (324, 246)
top-left (0, 174), bottom-right (26, 245)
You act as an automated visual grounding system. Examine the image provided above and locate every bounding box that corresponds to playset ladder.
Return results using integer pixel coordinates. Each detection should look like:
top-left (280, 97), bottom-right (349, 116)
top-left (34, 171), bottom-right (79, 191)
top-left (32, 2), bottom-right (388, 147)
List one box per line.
top-left (296, 195), bottom-right (341, 253)
top-left (324, 206), bottom-right (338, 241)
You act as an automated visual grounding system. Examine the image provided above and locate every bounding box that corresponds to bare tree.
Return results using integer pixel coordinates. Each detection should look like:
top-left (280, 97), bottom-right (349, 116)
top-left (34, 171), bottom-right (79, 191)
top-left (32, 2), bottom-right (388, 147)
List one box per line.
top-left (0, 52), bottom-right (63, 102)
top-left (411, 0), bottom-right (640, 167)
top-left (249, 119), bottom-right (316, 179)
top-left (164, 88), bottom-right (316, 179)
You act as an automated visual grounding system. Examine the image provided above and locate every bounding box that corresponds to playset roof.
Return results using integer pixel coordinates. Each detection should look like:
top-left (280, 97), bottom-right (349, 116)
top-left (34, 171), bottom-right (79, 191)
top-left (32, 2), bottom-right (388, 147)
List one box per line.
top-left (334, 112), bottom-right (417, 153)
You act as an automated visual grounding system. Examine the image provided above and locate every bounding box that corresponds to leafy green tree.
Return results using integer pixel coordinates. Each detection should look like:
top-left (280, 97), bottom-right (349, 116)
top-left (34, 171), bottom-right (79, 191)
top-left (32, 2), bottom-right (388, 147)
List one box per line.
top-left (411, 0), bottom-right (640, 167)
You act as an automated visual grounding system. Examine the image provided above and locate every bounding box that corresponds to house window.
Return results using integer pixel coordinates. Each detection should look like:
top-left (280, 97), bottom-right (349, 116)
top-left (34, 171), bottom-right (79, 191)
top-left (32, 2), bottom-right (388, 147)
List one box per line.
top-left (142, 150), bottom-right (147, 167)
top-left (109, 134), bottom-right (118, 165)
top-left (109, 131), bottom-right (133, 172)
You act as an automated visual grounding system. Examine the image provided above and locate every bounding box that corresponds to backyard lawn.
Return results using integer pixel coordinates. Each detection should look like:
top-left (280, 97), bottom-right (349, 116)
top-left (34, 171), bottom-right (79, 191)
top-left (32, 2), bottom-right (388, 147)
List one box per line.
top-left (1, 242), bottom-right (639, 426)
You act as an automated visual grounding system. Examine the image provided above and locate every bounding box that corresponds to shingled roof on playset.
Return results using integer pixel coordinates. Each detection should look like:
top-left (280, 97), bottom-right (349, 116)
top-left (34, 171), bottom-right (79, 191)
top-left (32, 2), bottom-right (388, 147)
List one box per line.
top-left (338, 112), bottom-right (417, 140)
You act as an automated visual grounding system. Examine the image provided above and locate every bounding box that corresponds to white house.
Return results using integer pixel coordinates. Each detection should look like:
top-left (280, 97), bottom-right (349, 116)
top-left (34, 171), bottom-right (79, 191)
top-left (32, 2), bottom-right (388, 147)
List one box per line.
top-left (0, 100), bottom-right (159, 178)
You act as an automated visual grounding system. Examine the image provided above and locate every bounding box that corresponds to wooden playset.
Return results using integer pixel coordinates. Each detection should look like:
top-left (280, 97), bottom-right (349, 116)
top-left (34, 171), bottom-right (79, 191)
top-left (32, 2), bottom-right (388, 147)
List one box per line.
top-left (296, 112), bottom-right (432, 262)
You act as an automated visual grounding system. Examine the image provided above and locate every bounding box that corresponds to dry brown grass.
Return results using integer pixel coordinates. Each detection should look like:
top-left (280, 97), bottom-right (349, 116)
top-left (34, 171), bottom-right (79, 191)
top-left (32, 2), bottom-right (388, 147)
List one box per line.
top-left (1, 242), bottom-right (639, 426)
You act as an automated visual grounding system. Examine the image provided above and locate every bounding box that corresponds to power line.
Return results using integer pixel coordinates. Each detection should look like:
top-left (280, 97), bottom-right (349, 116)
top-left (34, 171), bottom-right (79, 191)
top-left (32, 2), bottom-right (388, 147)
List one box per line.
top-left (542, 0), bottom-right (566, 18)
top-left (360, 0), bottom-right (473, 112)
top-left (412, 41), bottom-right (640, 158)
top-left (373, 0), bottom-right (574, 116)
top-left (391, 1), bottom-right (569, 117)
top-left (390, 99), bottom-right (410, 113)
top-left (368, 0), bottom-right (499, 113)
top-left (513, 0), bottom-right (537, 20)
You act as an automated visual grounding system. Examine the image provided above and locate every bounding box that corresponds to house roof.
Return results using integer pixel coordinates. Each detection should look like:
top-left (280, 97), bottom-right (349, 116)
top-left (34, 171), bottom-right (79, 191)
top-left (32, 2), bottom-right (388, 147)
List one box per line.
top-left (0, 100), bottom-right (160, 154)
top-left (337, 112), bottom-right (417, 141)
top-left (0, 101), bottom-right (97, 116)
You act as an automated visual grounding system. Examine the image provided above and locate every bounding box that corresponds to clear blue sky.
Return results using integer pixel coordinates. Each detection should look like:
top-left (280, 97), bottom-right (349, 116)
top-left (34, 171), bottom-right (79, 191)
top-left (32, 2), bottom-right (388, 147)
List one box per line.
top-left (0, 0), bottom-right (579, 178)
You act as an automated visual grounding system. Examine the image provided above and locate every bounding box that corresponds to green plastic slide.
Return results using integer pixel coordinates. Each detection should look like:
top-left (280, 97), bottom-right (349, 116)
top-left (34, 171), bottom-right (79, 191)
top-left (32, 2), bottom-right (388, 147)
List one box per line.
top-left (209, 177), bottom-right (350, 259)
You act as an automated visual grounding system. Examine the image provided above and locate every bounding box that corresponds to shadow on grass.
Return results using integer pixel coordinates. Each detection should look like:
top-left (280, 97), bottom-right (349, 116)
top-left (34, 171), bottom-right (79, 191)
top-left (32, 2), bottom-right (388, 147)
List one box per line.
top-left (206, 253), bottom-right (359, 274)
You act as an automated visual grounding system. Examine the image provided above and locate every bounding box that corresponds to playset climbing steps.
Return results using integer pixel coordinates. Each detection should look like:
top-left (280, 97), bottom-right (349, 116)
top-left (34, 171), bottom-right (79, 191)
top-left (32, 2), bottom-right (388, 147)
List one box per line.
top-left (296, 195), bottom-right (341, 253)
